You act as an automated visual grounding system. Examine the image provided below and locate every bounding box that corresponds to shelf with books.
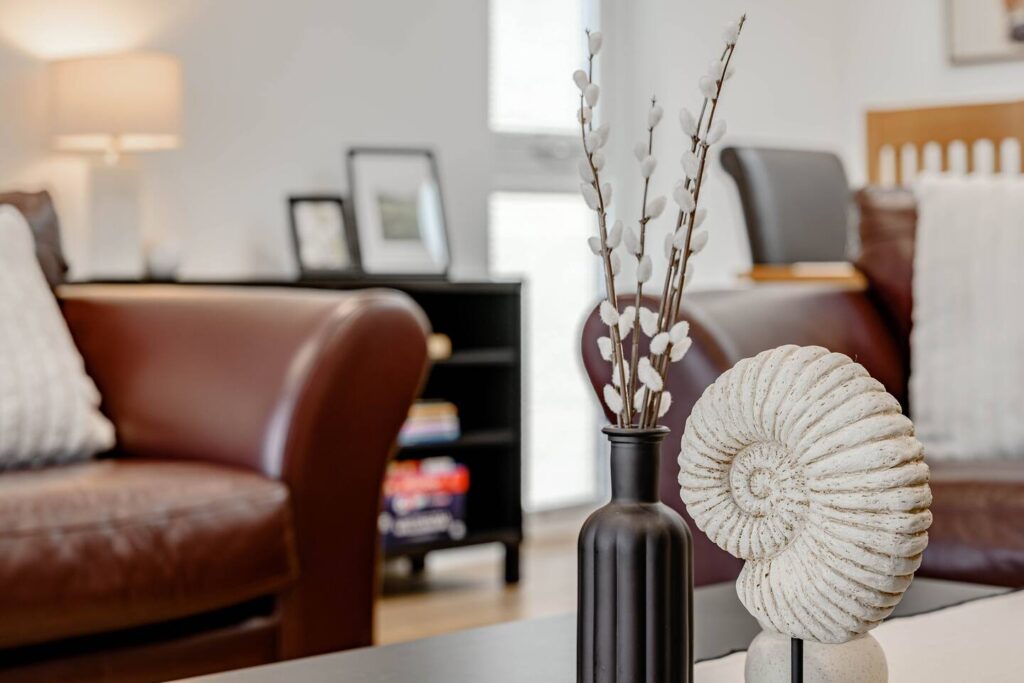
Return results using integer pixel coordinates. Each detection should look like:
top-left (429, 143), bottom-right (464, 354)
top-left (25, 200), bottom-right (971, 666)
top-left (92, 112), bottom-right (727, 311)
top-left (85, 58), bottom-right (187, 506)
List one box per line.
top-left (396, 428), bottom-right (516, 457)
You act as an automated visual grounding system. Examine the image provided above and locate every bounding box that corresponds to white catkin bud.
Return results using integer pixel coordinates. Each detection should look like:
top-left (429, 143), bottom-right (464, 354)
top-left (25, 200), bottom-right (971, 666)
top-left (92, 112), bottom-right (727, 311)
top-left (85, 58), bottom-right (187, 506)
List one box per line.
top-left (592, 150), bottom-right (606, 170)
top-left (705, 120), bottom-right (727, 145)
top-left (573, 69), bottom-right (589, 92)
top-left (647, 104), bottom-right (664, 128)
top-left (589, 31), bottom-right (603, 55)
top-left (670, 337), bottom-right (692, 362)
top-left (578, 106), bottom-right (592, 124)
top-left (596, 122), bottom-right (610, 147)
top-left (601, 182), bottom-right (612, 207)
top-left (607, 219), bottom-right (623, 249)
top-left (684, 260), bottom-right (695, 279)
top-left (639, 307), bottom-right (659, 337)
top-left (610, 250), bottom-right (621, 276)
top-left (634, 388), bottom-right (646, 411)
top-left (638, 357), bottom-right (663, 391)
top-left (636, 255), bottom-right (652, 283)
top-left (679, 108), bottom-right (698, 137)
top-left (723, 20), bottom-right (741, 45)
top-left (690, 230), bottom-right (709, 254)
top-left (597, 336), bottom-right (613, 361)
top-left (612, 359), bottom-right (629, 387)
top-left (699, 75), bottom-right (718, 100)
top-left (623, 226), bottom-right (640, 255)
top-left (640, 155), bottom-right (657, 179)
top-left (580, 183), bottom-right (600, 211)
top-left (584, 83), bottom-right (600, 108)
top-left (585, 130), bottom-right (601, 150)
top-left (724, 64), bottom-right (736, 81)
top-left (669, 320), bottom-right (690, 344)
top-left (578, 158), bottom-right (593, 182)
top-left (587, 236), bottom-right (602, 255)
top-left (634, 142), bottom-right (647, 162)
top-left (646, 195), bottom-right (667, 219)
top-left (672, 227), bottom-right (688, 251)
top-left (618, 306), bottom-right (636, 339)
top-left (664, 233), bottom-right (674, 258)
top-left (708, 60), bottom-right (725, 80)
top-left (650, 332), bottom-right (670, 355)
top-left (603, 384), bottom-right (624, 415)
top-left (657, 391), bottom-right (672, 417)
top-left (673, 183), bottom-right (695, 212)
top-left (693, 206), bottom-right (708, 228)
top-left (599, 300), bottom-right (619, 326)
top-left (680, 149), bottom-right (700, 179)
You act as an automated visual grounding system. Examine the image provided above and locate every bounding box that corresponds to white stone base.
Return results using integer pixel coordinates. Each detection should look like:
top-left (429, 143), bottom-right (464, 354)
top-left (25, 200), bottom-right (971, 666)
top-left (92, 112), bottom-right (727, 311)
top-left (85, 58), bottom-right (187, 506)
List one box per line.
top-left (744, 629), bottom-right (888, 682)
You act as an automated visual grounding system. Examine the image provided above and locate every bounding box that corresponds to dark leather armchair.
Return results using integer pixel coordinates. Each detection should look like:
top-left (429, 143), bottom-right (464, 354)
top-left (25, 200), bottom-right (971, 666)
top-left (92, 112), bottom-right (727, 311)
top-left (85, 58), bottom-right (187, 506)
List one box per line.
top-left (1, 194), bottom-right (430, 681)
top-left (581, 188), bottom-right (1024, 589)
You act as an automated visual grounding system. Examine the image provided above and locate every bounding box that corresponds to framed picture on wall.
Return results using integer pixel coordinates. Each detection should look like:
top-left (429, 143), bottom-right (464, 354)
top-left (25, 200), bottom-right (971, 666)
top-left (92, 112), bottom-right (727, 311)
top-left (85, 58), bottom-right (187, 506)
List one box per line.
top-left (288, 195), bottom-right (361, 278)
top-left (347, 147), bottom-right (450, 278)
top-left (949, 0), bottom-right (1024, 63)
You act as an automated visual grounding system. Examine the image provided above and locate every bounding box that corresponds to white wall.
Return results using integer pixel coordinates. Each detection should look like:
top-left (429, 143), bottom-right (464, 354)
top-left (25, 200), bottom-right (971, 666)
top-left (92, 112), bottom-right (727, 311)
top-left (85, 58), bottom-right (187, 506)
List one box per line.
top-left (837, 0), bottom-right (1024, 183)
top-left (599, 0), bottom-right (851, 288)
top-left (0, 0), bottom-right (490, 279)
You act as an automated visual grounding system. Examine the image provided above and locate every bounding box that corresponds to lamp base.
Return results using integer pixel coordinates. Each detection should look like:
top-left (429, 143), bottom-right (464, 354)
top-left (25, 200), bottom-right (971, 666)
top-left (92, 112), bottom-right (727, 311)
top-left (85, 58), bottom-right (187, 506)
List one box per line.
top-left (87, 163), bottom-right (144, 279)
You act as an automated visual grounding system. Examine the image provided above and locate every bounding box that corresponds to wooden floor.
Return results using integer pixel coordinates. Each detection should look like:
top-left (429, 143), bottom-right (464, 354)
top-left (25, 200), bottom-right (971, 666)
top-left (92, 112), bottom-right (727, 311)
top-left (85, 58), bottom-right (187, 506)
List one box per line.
top-left (376, 507), bottom-right (588, 645)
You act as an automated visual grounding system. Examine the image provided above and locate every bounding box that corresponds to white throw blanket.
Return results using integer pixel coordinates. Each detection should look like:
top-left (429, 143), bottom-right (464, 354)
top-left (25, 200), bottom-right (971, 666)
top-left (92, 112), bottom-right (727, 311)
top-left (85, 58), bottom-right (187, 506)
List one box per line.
top-left (910, 176), bottom-right (1024, 460)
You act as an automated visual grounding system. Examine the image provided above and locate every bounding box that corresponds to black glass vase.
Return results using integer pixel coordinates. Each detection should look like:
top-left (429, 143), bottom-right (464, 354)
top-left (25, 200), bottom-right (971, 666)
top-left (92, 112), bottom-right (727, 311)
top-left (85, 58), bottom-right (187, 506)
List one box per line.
top-left (577, 426), bottom-right (694, 683)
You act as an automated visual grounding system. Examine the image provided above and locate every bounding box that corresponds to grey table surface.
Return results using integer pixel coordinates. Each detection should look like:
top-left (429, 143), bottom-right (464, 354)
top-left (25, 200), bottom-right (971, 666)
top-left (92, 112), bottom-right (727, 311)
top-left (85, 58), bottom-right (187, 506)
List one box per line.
top-left (181, 579), bottom-right (1006, 682)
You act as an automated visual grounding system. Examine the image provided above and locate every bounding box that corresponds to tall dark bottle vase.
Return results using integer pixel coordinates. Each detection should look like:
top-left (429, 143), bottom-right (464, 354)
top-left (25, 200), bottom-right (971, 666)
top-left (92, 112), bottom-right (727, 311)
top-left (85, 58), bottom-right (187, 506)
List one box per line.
top-left (577, 426), bottom-right (694, 683)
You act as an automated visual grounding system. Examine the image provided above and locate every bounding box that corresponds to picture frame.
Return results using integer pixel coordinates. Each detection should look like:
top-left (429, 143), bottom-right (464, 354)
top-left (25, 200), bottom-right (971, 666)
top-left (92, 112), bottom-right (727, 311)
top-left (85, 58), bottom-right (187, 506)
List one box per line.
top-left (288, 195), bottom-right (361, 279)
top-left (347, 147), bottom-right (450, 278)
top-left (949, 0), bottom-right (1024, 64)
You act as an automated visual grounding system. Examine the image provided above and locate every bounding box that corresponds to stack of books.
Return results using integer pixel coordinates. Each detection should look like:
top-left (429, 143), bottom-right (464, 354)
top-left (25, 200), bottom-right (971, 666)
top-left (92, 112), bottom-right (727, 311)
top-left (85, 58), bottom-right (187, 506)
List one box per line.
top-left (398, 400), bottom-right (461, 446)
top-left (379, 456), bottom-right (470, 550)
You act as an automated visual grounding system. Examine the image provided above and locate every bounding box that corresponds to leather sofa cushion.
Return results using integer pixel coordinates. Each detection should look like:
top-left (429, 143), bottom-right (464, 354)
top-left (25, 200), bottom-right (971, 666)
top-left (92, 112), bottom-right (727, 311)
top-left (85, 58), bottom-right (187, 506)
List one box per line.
top-left (920, 461), bottom-right (1024, 588)
top-left (0, 459), bottom-right (298, 648)
top-left (853, 187), bottom-right (917, 346)
top-left (0, 190), bottom-right (67, 287)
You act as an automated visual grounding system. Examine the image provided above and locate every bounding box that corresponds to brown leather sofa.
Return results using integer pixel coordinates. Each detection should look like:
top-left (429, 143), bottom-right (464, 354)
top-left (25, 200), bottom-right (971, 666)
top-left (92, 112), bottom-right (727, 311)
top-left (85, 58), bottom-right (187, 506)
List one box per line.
top-left (582, 187), bottom-right (1024, 590)
top-left (0, 192), bottom-right (430, 681)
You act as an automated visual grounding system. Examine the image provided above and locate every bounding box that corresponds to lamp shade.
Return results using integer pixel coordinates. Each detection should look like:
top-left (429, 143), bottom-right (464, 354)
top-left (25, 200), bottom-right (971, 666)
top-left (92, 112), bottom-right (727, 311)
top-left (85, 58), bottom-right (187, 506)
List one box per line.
top-left (49, 52), bottom-right (182, 154)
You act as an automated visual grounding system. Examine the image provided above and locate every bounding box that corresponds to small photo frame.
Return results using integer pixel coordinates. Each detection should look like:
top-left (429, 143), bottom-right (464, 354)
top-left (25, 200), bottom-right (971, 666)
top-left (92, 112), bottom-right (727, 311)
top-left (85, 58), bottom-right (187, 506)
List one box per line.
top-left (347, 148), bottom-right (450, 277)
top-left (288, 195), bottom-right (360, 278)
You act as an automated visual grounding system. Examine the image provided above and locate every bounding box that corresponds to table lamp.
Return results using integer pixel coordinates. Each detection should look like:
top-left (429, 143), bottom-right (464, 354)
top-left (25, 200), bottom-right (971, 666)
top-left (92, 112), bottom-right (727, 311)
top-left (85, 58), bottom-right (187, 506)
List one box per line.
top-left (49, 52), bottom-right (182, 278)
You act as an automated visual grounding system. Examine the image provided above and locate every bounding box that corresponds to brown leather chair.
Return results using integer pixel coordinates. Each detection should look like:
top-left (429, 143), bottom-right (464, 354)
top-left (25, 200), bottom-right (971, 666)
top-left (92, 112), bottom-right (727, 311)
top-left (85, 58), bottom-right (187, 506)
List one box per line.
top-left (1, 193), bottom-right (430, 681)
top-left (581, 187), bottom-right (1024, 589)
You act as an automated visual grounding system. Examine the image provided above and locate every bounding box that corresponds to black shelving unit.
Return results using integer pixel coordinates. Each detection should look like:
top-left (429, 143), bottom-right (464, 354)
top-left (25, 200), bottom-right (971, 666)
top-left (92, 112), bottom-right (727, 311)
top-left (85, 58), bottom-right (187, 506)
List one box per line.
top-left (299, 278), bottom-right (524, 584)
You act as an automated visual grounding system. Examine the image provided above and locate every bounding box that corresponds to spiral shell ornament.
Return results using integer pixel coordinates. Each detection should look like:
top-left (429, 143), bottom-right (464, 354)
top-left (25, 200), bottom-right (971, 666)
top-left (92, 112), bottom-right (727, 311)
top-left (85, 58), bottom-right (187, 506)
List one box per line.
top-left (678, 345), bottom-right (932, 644)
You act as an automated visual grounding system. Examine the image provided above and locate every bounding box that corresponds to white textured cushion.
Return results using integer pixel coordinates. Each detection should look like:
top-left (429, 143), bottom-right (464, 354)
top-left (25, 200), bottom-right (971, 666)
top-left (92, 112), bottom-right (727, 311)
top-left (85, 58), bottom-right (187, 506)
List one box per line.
top-left (0, 205), bottom-right (115, 467)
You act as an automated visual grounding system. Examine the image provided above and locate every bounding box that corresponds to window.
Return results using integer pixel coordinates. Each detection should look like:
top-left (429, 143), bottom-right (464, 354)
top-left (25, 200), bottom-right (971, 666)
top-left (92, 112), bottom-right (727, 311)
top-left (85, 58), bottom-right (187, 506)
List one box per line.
top-left (489, 0), bottom-right (601, 510)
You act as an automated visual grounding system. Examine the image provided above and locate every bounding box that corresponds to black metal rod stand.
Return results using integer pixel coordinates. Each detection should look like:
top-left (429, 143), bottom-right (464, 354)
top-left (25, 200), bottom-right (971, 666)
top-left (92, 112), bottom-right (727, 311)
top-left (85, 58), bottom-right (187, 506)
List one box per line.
top-left (791, 638), bottom-right (803, 683)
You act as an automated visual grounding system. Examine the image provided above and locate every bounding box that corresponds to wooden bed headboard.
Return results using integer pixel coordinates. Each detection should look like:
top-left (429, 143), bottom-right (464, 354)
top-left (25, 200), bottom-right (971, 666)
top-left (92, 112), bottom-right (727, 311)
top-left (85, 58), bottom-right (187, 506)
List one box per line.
top-left (866, 100), bottom-right (1024, 185)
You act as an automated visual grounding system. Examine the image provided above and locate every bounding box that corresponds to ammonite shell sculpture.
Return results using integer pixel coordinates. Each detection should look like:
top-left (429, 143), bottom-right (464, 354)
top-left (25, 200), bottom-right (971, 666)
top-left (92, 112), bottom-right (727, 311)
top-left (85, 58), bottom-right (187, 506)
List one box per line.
top-left (678, 345), bottom-right (932, 644)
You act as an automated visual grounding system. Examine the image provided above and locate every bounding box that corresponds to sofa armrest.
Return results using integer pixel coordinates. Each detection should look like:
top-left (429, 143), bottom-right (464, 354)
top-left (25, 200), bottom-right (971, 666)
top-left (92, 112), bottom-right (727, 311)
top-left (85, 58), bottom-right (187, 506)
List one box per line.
top-left (674, 283), bottom-right (907, 415)
top-left (60, 284), bottom-right (430, 657)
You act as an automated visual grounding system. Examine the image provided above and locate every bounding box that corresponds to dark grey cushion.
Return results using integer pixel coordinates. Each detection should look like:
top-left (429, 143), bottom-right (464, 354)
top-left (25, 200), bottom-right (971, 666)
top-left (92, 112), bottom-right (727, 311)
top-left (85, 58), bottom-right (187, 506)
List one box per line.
top-left (721, 147), bottom-right (852, 264)
top-left (0, 190), bottom-right (67, 287)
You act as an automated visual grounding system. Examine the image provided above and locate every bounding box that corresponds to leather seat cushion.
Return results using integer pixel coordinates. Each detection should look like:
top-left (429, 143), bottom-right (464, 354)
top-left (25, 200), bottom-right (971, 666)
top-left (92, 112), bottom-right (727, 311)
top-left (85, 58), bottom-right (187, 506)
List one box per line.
top-left (920, 460), bottom-right (1024, 587)
top-left (0, 459), bottom-right (298, 648)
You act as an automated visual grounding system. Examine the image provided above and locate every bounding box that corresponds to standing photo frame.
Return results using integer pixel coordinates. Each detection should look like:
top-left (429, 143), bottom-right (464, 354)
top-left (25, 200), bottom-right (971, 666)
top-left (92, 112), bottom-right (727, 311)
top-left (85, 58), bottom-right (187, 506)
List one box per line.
top-left (347, 147), bottom-right (450, 278)
top-left (288, 195), bottom-right (361, 279)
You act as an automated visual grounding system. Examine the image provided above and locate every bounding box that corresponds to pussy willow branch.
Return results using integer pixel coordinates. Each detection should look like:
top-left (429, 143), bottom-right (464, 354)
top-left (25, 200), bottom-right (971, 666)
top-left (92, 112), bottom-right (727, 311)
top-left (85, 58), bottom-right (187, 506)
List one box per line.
top-left (627, 97), bottom-right (657, 417)
top-left (582, 32), bottom-right (631, 426)
top-left (644, 17), bottom-right (745, 426)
